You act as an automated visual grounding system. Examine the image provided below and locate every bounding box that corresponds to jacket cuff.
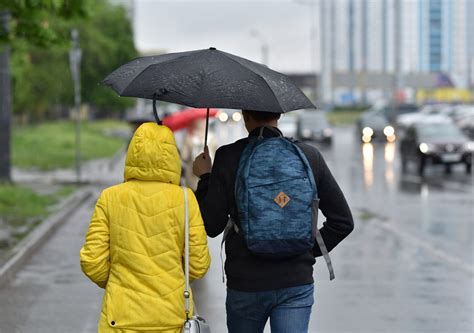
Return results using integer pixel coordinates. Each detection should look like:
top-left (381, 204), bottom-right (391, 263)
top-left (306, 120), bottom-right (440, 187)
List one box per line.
top-left (199, 173), bottom-right (211, 181)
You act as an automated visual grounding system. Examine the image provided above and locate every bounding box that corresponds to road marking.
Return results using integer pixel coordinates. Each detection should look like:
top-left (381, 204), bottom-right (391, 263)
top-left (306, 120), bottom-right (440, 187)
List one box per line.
top-left (368, 218), bottom-right (474, 276)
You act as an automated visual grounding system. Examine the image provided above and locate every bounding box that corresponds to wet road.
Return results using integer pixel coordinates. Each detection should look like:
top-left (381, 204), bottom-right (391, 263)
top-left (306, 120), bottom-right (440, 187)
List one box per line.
top-left (0, 123), bottom-right (472, 332)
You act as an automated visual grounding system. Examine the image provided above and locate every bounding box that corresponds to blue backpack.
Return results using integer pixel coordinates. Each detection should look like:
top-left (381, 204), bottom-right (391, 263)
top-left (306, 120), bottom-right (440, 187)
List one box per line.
top-left (231, 126), bottom-right (335, 280)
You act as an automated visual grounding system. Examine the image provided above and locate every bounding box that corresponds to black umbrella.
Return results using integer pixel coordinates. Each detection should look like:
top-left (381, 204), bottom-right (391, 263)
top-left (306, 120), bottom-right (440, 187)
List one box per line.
top-left (102, 47), bottom-right (315, 146)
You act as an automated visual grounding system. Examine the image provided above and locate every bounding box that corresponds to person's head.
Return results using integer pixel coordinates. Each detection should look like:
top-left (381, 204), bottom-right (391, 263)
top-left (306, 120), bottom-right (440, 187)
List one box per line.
top-left (242, 110), bottom-right (281, 133)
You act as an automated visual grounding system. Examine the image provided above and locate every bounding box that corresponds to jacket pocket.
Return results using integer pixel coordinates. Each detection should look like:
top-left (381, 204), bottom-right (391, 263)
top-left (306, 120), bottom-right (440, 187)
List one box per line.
top-left (104, 281), bottom-right (188, 330)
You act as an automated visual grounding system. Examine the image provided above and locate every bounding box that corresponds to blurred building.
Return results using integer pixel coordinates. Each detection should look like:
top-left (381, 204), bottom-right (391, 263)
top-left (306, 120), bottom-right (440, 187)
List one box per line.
top-left (330, 0), bottom-right (472, 87)
top-left (467, 0), bottom-right (474, 87)
top-left (322, 0), bottom-right (474, 105)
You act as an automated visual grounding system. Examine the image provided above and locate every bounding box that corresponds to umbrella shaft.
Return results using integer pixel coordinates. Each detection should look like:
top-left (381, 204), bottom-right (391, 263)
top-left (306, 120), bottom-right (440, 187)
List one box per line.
top-left (204, 107), bottom-right (210, 149)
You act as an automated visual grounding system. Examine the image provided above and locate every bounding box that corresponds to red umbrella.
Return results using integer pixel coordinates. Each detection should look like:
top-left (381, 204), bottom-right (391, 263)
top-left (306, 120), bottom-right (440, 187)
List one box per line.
top-left (162, 108), bottom-right (218, 132)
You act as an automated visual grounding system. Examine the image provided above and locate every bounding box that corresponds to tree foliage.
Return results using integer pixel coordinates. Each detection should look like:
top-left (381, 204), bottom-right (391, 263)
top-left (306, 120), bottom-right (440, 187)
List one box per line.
top-left (0, 0), bottom-right (88, 46)
top-left (1, 0), bottom-right (137, 120)
top-left (79, 1), bottom-right (137, 114)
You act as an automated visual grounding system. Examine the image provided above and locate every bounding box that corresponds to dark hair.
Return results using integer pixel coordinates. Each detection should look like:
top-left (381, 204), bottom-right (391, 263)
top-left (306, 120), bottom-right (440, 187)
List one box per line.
top-left (243, 110), bottom-right (281, 122)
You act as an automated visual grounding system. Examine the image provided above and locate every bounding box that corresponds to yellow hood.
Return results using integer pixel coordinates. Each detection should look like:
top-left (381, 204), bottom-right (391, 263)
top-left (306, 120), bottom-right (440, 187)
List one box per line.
top-left (124, 122), bottom-right (181, 184)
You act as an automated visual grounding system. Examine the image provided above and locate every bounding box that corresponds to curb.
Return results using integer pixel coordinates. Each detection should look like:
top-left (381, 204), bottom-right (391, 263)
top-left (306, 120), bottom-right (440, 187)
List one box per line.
top-left (0, 187), bottom-right (93, 287)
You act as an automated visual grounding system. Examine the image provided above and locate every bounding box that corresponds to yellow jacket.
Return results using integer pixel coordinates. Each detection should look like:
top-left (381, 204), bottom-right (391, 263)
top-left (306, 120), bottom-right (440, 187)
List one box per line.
top-left (80, 123), bottom-right (211, 332)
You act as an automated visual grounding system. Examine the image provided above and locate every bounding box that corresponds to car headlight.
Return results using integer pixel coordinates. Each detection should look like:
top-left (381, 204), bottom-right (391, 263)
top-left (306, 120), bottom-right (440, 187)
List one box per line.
top-left (463, 142), bottom-right (474, 151)
top-left (362, 127), bottom-right (373, 137)
top-left (232, 112), bottom-right (242, 122)
top-left (383, 126), bottom-right (395, 137)
top-left (302, 129), bottom-right (312, 138)
top-left (218, 112), bottom-right (229, 122)
top-left (419, 142), bottom-right (435, 154)
top-left (323, 128), bottom-right (333, 137)
top-left (386, 134), bottom-right (396, 143)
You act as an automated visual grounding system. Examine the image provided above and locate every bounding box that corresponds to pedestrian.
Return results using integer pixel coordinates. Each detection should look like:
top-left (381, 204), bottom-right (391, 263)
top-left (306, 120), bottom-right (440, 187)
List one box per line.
top-left (192, 110), bottom-right (354, 333)
top-left (80, 122), bottom-right (211, 333)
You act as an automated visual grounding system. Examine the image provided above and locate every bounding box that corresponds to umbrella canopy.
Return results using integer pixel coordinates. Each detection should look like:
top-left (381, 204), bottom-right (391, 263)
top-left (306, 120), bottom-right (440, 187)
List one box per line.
top-left (162, 108), bottom-right (218, 132)
top-left (102, 47), bottom-right (315, 113)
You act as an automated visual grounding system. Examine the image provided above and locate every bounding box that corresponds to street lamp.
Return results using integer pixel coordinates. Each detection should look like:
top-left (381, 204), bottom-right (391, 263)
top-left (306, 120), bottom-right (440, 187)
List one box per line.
top-left (249, 29), bottom-right (269, 66)
top-left (319, 0), bottom-right (333, 109)
top-left (69, 29), bottom-right (82, 183)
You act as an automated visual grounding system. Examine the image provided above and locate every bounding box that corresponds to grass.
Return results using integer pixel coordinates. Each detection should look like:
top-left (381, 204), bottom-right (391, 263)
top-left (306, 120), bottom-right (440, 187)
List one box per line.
top-left (51, 185), bottom-right (76, 199)
top-left (0, 184), bottom-right (55, 219)
top-left (327, 109), bottom-right (365, 126)
top-left (0, 183), bottom-right (78, 250)
top-left (12, 120), bottom-right (129, 170)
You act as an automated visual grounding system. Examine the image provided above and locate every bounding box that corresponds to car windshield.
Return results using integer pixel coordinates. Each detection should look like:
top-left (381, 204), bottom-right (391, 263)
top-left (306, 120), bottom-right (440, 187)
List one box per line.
top-left (300, 112), bottom-right (329, 129)
top-left (396, 105), bottom-right (418, 114)
top-left (417, 124), bottom-right (465, 140)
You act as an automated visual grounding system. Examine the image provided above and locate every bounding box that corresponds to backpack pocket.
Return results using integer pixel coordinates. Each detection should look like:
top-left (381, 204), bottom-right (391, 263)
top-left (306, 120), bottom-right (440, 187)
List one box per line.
top-left (245, 176), bottom-right (314, 256)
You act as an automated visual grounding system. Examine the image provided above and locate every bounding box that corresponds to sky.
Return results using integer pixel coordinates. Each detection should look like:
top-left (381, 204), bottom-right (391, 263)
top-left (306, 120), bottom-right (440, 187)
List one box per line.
top-left (133, 0), bottom-right (320, 73)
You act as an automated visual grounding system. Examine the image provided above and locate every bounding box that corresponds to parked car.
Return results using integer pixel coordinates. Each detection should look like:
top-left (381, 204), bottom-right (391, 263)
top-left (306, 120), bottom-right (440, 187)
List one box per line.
top-left (451, 105), bottom-right (474, 123)
top-left (400, 119), bottom-right (474, 175)
top-left (296, 111), bottom-right (333, 144)
top-left (356, 108), bottom-right (395, 143)
top-left (419, 104), bottom-right (456, 117)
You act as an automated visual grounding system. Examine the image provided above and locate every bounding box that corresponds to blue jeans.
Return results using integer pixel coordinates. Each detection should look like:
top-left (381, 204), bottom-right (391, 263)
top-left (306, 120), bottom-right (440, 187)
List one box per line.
top-left (226, 283), bottom-right (314, 333)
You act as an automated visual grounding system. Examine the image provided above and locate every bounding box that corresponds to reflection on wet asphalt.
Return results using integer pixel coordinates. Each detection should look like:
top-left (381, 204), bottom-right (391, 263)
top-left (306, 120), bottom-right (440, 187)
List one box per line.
top-left (0, 124), bottom-right (472, 333)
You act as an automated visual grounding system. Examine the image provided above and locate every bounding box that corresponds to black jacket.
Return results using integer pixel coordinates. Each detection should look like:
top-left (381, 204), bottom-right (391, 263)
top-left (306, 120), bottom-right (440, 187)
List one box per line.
top-left (195, 126), bottom-right (354, 291)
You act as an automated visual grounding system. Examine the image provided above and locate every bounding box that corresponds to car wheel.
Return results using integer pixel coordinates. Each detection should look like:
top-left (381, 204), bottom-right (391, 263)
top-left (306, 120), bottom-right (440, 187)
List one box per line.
top-left (466, 163), bottom-right (472, 174)
top-left (417, 158), bottom-right (425, 176)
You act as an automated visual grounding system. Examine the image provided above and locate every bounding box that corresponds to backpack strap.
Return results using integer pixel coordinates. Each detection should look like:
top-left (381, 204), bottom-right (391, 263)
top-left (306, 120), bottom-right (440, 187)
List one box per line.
top-left (312, 199), bottom-right (335, 280)
top-left (293, 142), bottom-right (335, 280)
top-left (220, 218), bottom-right (239, 283)
top-left (258, 126), bottom-right (283, 139)
top-left (294, 142), bottom-right (319, 187)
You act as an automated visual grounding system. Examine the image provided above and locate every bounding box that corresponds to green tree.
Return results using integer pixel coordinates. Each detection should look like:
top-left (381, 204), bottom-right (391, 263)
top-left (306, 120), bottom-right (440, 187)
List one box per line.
top-left (11, 40), bottom-right (74, 120)
top-left (6, 0), bottom-right (137, 120)
top-left (79, 1), bottom-right (137, 115)
top-left (0, 0), bottom-right (89, 46)
top-left (1, 0), bottom-right (90, 180)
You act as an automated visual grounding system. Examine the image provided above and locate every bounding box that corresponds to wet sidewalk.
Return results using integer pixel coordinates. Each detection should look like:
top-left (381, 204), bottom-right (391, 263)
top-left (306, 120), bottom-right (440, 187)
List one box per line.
top-left (0, 195), bottom-right (103, 332)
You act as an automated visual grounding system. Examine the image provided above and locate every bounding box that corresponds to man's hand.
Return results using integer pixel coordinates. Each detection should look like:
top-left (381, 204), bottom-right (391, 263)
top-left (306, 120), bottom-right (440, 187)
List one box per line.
top-left (193, 146), bottom-right (212, 177)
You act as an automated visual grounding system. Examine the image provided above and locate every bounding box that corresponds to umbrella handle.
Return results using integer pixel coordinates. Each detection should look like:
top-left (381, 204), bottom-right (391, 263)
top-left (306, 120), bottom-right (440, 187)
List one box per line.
top-left (153, 94), bottom-right (163, 125)
top-left (204, 107), bottom-right (210, 151)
